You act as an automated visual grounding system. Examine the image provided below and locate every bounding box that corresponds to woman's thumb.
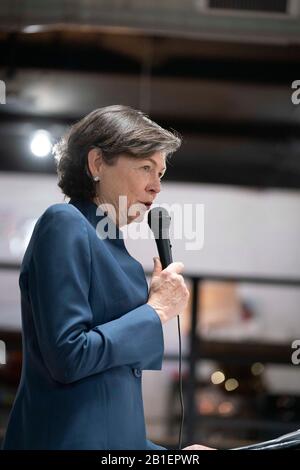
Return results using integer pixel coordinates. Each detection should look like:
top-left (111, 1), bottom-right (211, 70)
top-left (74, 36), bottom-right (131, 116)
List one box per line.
top-left (152, 256), bottom-right (162, 275)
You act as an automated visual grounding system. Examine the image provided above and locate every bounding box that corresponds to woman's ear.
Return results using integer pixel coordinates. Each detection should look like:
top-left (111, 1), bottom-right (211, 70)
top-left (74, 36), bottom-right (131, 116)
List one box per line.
top-left (87, 148), bottom-right (103, 179)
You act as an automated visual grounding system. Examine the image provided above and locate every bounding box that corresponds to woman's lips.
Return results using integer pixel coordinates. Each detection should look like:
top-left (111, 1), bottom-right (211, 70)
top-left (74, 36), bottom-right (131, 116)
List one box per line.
top-left (139, 202), bottom-right (152, 209)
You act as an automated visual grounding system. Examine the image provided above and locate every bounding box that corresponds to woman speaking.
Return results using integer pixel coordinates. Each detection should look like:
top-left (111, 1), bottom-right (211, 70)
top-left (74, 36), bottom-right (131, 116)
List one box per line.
top-left (3, 105), bottom-right (210, 450)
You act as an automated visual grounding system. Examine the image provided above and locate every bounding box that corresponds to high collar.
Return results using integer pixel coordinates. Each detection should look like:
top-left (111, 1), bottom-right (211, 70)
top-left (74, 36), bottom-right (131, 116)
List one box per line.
top-left (68, 198), bottom-right (124, 243)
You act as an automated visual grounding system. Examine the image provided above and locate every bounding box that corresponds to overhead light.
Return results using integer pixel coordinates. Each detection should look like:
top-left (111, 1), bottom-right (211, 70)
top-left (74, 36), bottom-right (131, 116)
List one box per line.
top-left (251, 362), bottom-right (264, 376)
top-left (30, 130), bottom-right (52, 158)
top-left (225, 378), bottom-right (239, 392)
top-left (211, 370), bottom-right (225, 385)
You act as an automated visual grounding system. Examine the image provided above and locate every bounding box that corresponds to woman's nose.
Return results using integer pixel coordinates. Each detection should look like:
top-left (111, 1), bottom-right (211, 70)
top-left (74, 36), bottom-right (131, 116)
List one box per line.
top-left (151, 176), bottom-right (161, 194)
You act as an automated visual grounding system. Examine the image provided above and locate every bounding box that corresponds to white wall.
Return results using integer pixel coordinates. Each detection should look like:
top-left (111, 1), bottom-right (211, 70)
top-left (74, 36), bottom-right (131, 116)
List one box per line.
top-left (124, 183), bottom-right (300, 278)
top-left (2, 172), bottom-right (300, 277)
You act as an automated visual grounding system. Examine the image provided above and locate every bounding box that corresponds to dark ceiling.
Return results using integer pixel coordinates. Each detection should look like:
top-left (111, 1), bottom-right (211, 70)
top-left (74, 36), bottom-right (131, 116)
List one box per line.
top-left (0, 1), bottom-right (300, 189)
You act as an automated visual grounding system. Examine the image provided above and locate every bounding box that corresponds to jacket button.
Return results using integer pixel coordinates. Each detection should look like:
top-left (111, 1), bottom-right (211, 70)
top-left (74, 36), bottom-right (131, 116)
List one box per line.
top-left (133, 368), bottom-right (142, 378)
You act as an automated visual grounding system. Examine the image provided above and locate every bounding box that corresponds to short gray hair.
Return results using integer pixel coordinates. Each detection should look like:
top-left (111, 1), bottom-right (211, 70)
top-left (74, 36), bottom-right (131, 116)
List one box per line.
top-left (53, 105), bottom-right (181, 201)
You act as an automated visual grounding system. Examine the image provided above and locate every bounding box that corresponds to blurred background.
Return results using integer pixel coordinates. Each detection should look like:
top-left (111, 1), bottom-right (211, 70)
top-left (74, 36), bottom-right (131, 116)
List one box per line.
top-left (0, 0), bottom-right (300, 449)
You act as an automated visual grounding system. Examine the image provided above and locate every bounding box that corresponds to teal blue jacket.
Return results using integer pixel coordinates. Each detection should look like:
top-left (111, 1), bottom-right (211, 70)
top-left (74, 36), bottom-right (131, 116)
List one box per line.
top-left (3, 199), bottom-right (165, 450)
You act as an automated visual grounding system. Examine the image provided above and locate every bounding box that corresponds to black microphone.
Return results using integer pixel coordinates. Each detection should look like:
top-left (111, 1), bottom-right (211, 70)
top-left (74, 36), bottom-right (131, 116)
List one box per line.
top-left (147, 207), bottom-right (173, 269)
top-left (148, 206), bottom-right (185, 450)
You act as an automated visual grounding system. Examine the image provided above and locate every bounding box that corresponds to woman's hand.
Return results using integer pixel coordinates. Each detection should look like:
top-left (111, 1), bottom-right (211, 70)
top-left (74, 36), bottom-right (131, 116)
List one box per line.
top-left (182, 444), bottom-right (215, 450)
top-left (147, 257), bottom-right (190, 324)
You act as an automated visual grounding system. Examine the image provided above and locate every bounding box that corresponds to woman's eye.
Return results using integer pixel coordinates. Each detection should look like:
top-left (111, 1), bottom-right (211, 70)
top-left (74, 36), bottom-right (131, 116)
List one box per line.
top-left (143, 165), bottom-right (151, 171)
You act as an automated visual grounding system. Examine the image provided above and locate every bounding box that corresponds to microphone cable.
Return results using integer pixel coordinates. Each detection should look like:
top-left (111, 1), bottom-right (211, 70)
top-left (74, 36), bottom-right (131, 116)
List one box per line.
top-left (177, 314), bottom-right (184, 450)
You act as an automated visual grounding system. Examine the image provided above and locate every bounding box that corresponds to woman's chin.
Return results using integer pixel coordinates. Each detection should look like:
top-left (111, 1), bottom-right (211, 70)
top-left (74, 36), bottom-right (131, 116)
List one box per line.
top-left (128, 212), bottom-right (146, 224)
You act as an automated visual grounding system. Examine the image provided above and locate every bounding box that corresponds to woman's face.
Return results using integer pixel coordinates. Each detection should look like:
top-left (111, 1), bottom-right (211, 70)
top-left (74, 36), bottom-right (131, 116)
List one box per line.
top-left (97, 151), bottom-right (166, 226)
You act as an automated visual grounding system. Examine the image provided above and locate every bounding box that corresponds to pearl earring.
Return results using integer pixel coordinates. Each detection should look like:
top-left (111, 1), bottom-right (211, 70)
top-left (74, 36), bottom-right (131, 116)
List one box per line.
top-left (93, 176), bottom-right (100, 182)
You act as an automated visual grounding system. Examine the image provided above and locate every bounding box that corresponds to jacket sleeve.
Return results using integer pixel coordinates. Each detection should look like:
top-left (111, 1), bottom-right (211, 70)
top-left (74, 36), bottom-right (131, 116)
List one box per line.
top-left (146, 439), bottom-right (167, 450)
top-left (28, 207), bottom-right (164, 384)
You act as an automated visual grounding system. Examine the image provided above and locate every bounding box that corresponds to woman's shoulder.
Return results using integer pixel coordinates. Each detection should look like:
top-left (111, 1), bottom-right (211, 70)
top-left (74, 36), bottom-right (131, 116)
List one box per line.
top-left (39, 202), bottom-right (85, 223)
top-left (33, 202), bottom-right (88, 239)
top-left (21, 203), bottom-right (89, 270)
top-left (43, 201), bottom-right (81, 216)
